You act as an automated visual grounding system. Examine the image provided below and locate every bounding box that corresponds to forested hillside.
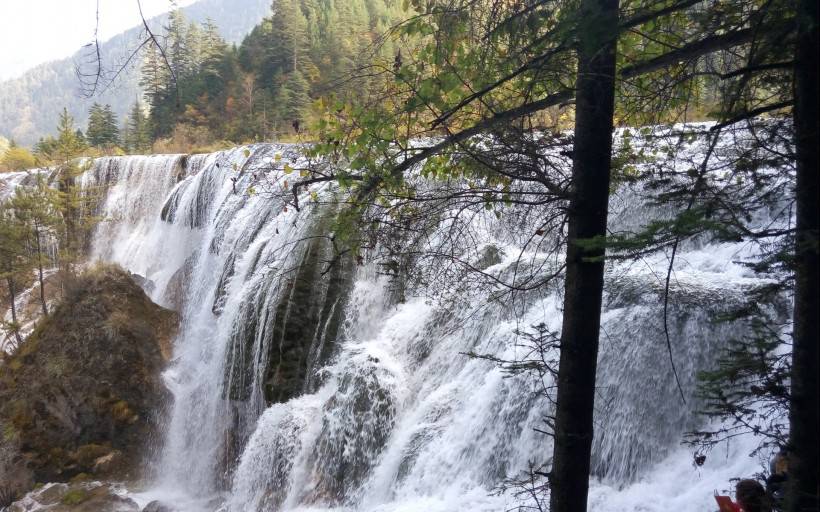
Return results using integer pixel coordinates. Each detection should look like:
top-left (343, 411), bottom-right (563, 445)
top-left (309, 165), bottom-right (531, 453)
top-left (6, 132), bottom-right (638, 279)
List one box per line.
top-left (140, 0), bottom-right (405, 146)
top-left (0, 0), bottom-right (271, 147)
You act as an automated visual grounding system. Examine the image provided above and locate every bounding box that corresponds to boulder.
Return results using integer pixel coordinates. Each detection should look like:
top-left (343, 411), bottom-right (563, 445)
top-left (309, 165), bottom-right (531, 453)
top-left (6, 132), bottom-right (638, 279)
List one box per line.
top-left (0, 265), bottom-right (178, 488)
top-left (141, 500), bottom-right (176, 512)
top-left (5, 481), bottom-right (139, 512)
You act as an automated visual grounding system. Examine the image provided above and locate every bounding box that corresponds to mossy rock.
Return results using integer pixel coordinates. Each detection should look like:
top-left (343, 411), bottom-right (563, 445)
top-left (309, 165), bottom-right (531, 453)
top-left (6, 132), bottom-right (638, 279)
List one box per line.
top-left (61, 488), bottom-right (89, 505)
top-left (69, 472), bottom-right (91, 483)
top-left (0, 265), bottom-right (178, 486)
top-left (73, 444), bottom-right (110, 469)
top-left (6, 482), bottom-right (140, 512)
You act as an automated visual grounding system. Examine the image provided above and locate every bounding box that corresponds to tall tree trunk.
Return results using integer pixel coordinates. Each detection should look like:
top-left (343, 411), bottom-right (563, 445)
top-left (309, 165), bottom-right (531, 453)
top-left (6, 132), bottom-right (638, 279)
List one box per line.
top-left (5, 275), bottom-right (23, 347)
top-left (787, 0), bottom-right (819, 509)
top-left (34, 223), bottom-right (48, 317)
top-left (549, 0), bottom-right (619, 510)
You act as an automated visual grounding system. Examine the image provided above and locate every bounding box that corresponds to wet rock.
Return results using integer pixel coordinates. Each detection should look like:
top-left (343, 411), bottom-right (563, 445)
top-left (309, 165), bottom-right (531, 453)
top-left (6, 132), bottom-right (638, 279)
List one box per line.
top-left (6, 481), bottom-right (139, 512)
top-left (163, 252), bottom-right (198, 313)
top-left (0, 440), bottom-right (34, 507)
top-left (141, 500), bottom-right (176, 512)
top-left (305, 358), bottom-right (397, 504)
top-left (475, 244), bottom-right (504, 270)
top-left (222, 230), bottom-right (352, 408)
top-left (128, 272), bottom-right (156, 296)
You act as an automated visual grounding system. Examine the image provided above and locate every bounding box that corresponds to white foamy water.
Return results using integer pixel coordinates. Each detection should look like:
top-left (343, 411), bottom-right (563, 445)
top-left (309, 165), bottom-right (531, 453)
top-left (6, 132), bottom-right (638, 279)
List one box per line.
top-left (2, 127), bottom-right (787, 511)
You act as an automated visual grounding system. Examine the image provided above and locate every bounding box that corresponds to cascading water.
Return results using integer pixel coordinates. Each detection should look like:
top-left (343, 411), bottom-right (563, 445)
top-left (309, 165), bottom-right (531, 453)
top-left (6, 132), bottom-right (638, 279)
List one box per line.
top-left (36, 130), bottom-right (786, 511)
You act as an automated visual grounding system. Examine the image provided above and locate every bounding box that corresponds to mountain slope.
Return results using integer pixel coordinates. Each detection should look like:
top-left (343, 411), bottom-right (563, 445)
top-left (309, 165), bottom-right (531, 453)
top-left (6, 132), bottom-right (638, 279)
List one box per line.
top-left (0, 0), bottom-right (271, 147)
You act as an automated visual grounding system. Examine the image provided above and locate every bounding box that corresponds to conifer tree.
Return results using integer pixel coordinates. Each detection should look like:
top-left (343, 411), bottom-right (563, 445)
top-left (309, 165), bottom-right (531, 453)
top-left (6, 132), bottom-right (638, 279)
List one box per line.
top-left (86, 103), bottom-right (120, 148)
top-left (51, 108), bottom-right (91, 278)
top-left (9, 177), bottom-right (59, 317)
top-left (54, 108), bottom-right (83, 162)
top-left (0, 202), bottom-right (29, 347)
top-left (123, 101), bottom-right (151, 153)
top-left (86, 103), bottom-right (106, 146)
top-left (101, 104), bottom-right (120, 147)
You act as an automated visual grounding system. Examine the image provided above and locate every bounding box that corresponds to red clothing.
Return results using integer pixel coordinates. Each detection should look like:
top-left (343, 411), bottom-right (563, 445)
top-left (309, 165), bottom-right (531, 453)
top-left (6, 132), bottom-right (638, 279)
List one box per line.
top-left (715, 495), bottom-right (743, 512)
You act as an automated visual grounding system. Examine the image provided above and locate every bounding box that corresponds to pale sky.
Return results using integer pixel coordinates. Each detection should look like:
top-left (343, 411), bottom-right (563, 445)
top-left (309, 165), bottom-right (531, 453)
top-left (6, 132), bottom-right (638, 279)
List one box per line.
top-left (0, 0), bottom-right (197, 81)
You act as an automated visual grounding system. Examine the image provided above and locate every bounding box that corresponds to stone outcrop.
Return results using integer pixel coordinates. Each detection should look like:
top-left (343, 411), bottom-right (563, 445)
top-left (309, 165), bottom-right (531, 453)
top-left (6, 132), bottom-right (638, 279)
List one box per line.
top-left (4, 481), bottom-right (140, 512)
top-left (0, 265), bottom-right (177, 501)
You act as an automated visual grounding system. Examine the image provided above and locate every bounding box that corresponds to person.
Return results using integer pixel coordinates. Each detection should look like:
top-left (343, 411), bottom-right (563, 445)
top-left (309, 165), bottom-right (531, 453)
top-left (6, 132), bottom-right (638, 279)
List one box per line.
top-left (736, 479), bottom-right (769, 512)
top-left (715, 494), bottom-right (743, 512)
top-left (766, 448), bottom-right (789, 510)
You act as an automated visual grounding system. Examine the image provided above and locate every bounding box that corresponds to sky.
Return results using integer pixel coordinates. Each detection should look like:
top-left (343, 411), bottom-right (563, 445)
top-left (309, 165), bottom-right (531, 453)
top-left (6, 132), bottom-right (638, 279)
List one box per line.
top-left (0, 0), bottom-right (197, 81)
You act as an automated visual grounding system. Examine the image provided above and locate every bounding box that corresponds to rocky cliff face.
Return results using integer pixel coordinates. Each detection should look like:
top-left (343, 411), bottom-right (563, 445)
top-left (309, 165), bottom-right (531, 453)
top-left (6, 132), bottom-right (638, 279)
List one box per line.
top-left (0, 265), bottom-right (177, 502)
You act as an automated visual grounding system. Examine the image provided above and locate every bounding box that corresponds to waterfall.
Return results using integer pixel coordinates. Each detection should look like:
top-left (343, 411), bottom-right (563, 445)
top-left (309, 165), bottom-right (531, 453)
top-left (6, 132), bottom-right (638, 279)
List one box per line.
top-left (7, 132), bottom-right (783, 511)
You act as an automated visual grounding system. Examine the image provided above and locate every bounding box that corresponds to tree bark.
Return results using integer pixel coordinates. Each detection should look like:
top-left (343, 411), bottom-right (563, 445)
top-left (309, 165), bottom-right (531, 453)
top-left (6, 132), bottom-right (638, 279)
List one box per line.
top-left (549, 0), bottom-right (619, 510)
top-left (787, 0), bottom-right (819, 509)
top-left (5, 275), bottom-right (23, 347)
top-left (34, 223), bottom-right (49, 317)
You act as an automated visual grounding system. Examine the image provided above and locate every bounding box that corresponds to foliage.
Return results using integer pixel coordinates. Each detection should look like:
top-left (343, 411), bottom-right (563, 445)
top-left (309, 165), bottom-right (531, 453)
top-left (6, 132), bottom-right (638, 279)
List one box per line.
top-left (33, 108), bottom-right (88, 165)
top-left (28, 108), bottom-right (100, 278)
top-left (122, 102), bottom-right (152, 154)
top-left (688, 296), bottom-right (791, 455)
top-left (85, 103), bottom-right (120, 149)
top-left (0, 199), bottom-right (33, 347)
top-left (138, 1), bottom-right (405, 147)
top-left (0, 146), bottom-right (37, 172)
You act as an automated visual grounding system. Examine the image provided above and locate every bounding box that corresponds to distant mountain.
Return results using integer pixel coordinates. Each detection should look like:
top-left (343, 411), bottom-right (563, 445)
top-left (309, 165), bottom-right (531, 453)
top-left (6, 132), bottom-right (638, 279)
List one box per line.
top-left (0, 0), bottom-right (271, 147)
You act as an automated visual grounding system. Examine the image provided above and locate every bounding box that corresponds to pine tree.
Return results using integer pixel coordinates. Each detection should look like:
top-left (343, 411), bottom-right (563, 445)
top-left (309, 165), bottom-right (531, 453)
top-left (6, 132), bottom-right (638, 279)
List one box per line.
top-left (86, 103), bottom-right (119, 148)
top-left (101, 104), bottom-right (120, 147)
top-left (550, 0), bottom-right (619, 509)
top-left (0, 202), bottom-right (30, 347)
top-left (269, 0), bottom-right (310, 76)
top-left (275, 69), bottom-right (311, 130)
top-left (167, 9), bottom-right (192, 83)
top-left (86, 103), bottom-right (106, 147)
top-left (787, 0), bottom-right (819, 507)
top-left (51, 108), bottom-right (91, 279)
top-left (55, 108), bottom-right (83, 162)
top-left (141, 43), bottom-right (169, 110)
top-left (9, 176), bottom-right (59, 317)
top-left (123, 101), bottom-right (151, 153)
top-left (201, 17), bottom-right (226, 71)
top-left (185, 21), bottom-right (204, 77)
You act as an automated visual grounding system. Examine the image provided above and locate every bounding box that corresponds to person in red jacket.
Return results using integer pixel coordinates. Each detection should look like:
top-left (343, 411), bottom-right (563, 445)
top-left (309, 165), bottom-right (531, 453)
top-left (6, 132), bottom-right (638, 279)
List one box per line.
top-left (715, 479), bottom-right (770, 512)
top-left (736, 479), bottom-right (770, 512)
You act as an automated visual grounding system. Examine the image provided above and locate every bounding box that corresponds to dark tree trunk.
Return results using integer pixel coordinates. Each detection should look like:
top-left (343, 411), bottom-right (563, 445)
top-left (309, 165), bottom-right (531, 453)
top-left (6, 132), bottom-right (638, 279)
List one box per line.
top-left (5, 274), bottom-right (23, 347)
top-left (34, 223), bottom-right (49, 317)
top-left (787, 0), bottom-right (819, 509)
top-left (549, 0), bottom-right (619, 510)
